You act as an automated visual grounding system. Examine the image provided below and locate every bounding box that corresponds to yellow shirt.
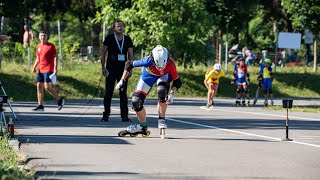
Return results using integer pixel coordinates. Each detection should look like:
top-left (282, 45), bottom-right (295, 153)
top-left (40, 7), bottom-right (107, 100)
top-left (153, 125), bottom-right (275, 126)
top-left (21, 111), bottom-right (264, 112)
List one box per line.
top-left (205, 69), bottom-right (225, 84)
top-left (263, 67), bottom-right (271, 78)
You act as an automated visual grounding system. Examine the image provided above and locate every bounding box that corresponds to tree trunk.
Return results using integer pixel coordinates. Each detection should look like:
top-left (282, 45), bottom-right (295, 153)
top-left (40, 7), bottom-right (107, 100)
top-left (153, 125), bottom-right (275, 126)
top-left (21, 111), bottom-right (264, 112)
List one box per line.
top-left (79, 20), bottom-right (86, 45)
top-left (91, 23), bottom-right (101, 47)
top-left (218, 32), bottom-right (223, 64)
top-left (215, 31), bottom-right (220, 64)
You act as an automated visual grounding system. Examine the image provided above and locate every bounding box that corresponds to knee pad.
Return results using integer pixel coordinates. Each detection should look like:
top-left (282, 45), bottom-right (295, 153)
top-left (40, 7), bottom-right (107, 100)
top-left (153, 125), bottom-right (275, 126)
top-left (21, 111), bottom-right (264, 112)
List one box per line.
top-left (131, 92), bottom-right (145, 112)
top-left (236, 88), bottom-right (241, 94)
top-left (157, 84), bottom-right (168, 103)
top-left (245, 88), bottom-right (249, 94)
top-left (269, 89), bottom-right (273, 94)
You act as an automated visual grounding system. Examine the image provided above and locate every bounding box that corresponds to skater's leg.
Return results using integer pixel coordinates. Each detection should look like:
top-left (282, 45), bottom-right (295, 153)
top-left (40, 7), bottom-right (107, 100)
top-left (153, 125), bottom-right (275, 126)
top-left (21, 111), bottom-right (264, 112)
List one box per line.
top-left (131, 92), bottom-right (147, 126)
top-left (156, 82), bottom-right (169, 128)
top-left (158, 102), bottom-right (168, 118)
top-left (211, 84), bottom-right (219, 105)
top-left (244, 85), bottom-right (250, 104)
top-left (136, 108), bottom-right (147, 123)
top-left (207, 83), bottom-right (215, 106)
top-left (236, 85), bottom-right (241, 105)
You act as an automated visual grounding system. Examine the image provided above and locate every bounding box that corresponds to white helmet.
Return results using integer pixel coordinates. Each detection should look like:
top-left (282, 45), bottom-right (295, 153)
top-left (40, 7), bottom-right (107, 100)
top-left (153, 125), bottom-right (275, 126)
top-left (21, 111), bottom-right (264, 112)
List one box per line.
top-left (213, 63), bottom-right (222, 71)
top-left (152, 45), bottom-right (169, 68)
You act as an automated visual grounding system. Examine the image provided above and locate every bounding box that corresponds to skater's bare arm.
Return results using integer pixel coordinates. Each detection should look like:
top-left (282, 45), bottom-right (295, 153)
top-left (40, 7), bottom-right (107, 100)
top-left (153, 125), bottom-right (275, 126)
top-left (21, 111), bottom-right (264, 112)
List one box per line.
top-left (120, 70), bottom-right (130, 82)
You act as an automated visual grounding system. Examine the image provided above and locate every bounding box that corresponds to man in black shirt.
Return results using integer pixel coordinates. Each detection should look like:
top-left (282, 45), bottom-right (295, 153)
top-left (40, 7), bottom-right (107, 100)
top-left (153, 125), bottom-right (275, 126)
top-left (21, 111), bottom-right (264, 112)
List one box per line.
top-left (100, 19), bottom-right (134, 122)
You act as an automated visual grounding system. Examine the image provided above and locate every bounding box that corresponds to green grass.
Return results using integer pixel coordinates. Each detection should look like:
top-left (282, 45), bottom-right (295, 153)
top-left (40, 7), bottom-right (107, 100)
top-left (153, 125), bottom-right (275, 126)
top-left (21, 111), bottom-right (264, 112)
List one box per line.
top-left (0, 136), bottom-right (34, 179)
top-left (0, 61), bottom-right (319, 101)
top-left (265, 105), bottom-right (320, 113)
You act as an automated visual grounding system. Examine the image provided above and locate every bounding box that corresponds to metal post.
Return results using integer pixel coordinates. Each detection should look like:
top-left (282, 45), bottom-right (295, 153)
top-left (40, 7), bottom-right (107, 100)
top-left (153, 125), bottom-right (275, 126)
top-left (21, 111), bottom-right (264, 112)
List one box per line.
top-left (102, 21), bottom-right (106, 43)
top-left (274, 22), bottom-right (278, 73)
top-left (57, 20), bottom-right (63, 67)
top-left (282, 100), bottom-right (293, 141)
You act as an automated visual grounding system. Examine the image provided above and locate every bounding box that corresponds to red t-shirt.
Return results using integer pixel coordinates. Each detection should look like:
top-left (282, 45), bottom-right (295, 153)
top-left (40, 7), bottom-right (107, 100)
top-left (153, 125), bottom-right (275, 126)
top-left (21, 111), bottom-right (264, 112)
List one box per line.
top-left (36, 42), bottom-right (57, 73)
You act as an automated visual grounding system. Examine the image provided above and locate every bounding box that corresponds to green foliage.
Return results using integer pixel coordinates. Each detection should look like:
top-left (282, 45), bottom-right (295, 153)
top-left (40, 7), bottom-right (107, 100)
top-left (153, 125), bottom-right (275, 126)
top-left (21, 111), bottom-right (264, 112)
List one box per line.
top-left (282, 0), bottom-right (320, 36)
top-left (0, 137), bottom-right (34, 179)
top-left (248, 9), bottom-right (275, 50)
top-left (96, 0), bottom-right (218, 66)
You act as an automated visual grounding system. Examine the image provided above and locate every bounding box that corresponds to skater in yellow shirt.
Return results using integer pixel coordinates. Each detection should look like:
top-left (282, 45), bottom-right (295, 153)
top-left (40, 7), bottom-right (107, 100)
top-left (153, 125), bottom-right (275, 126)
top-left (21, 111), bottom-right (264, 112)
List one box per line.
top-left (204, 63), bottom-right (225, 108)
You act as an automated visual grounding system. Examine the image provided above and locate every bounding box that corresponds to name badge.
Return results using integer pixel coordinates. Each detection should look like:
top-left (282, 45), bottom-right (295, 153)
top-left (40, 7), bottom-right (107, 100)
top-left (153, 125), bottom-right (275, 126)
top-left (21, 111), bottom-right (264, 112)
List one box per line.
top-left (118, 54), bottom-right (125, 61)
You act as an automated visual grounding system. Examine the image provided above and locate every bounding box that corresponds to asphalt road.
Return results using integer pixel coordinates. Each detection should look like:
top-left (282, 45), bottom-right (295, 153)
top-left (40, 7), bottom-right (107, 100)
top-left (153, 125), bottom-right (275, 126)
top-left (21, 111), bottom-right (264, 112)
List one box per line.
top-left (10, 98), bottom-right (320, 179)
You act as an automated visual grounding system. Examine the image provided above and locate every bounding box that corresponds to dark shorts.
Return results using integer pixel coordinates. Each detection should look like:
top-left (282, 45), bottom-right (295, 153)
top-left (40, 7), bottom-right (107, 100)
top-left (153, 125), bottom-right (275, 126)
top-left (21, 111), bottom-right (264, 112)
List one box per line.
top-left (36, 72), bottom-right (53, 83)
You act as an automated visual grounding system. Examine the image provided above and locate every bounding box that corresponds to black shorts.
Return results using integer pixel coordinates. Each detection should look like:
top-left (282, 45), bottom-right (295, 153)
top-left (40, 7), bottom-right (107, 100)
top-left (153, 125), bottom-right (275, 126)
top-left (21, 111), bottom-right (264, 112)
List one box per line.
top-left (36, 72), bottom-right (53, 83)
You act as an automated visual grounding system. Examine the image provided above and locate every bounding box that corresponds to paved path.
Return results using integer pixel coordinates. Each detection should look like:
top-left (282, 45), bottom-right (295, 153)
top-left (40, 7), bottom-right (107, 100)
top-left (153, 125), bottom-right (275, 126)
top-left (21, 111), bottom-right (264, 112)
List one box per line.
top-left (10, 98), bottom-right (320, 179)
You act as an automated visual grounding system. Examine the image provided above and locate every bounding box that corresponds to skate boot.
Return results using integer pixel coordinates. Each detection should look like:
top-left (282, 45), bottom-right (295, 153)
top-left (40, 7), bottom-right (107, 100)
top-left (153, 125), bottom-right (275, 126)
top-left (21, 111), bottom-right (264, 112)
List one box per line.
top-left (206, 103), bottom-right (213, 110)
top-left (158, 119), bottom-right (167, 139)
top-left (264, 99), bottom-right (268, 107)
top-left (271, 100), bottom-right (274, 106)
top-left (118, 124), bottom-right (150, 137)
top-left (211, 98), bottom-right (214, 106)
top-left (246, 98), bottom-right (250, 107)
top-left (158, 119), bottom-right (167, 129)
top-left (236, 99), bottom-right (241, 106)
top-left (253, 98), bottom-right (257, 105)
top-left (242, 99), bottom-right (246, 106)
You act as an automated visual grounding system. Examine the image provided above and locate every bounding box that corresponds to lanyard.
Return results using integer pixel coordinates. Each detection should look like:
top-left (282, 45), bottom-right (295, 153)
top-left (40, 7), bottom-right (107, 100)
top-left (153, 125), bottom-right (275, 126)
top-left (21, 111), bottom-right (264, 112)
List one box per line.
top-left (114, 32), bottom-right (124, 54)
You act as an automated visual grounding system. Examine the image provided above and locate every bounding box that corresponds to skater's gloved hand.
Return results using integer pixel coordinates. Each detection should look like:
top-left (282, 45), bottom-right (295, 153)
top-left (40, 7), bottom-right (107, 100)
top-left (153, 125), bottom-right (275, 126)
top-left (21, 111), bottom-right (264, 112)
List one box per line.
top-left (115, 79), bottom-right (125, 91)
top-left (167, 93), bottom-right (174, 104)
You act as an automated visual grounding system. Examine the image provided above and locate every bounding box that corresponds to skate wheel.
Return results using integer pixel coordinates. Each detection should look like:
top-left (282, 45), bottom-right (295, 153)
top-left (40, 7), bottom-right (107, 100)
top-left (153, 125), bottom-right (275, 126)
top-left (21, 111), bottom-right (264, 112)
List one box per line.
top-left (142, 131), bottom-right (150, 137)
top-left (118, 130), bottom-right (127, 137)
top-left (160, 129), bottom-right (165, 139)
top-left (130, 133), bottom-right (138, 137)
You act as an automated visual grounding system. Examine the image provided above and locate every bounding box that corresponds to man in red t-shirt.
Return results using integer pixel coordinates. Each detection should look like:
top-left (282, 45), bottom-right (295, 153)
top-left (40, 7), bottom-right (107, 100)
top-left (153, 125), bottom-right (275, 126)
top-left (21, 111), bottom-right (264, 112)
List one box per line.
top-left (31, 30), bottom-right (64, 111)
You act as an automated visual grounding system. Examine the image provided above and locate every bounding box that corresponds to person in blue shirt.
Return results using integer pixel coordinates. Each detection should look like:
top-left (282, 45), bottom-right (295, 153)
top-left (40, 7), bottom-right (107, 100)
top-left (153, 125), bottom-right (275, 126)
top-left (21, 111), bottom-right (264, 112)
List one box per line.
top-left (259, 58), bottom-right (274, 106)
top-left (115, 45), bottom-right (182, 135)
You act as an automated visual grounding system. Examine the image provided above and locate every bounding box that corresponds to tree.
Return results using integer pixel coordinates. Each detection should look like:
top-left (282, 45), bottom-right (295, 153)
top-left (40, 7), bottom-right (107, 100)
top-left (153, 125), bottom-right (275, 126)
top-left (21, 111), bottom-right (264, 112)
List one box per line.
top-left (96, 0), bottom-right (218, 66)
top-left (282, 0), bottom-right (320, 72)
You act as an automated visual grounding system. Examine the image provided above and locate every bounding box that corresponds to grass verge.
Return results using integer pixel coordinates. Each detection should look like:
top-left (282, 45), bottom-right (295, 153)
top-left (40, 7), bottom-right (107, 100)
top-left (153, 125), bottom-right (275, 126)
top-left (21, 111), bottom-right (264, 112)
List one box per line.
top-left (0, 136), bottom-right (34, 179)
top-left (265, 105), bottom-right (320, 113)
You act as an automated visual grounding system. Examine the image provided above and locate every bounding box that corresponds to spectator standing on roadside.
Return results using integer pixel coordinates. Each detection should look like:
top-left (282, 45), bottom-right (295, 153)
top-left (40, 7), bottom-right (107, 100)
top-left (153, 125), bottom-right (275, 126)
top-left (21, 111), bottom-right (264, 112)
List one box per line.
top-left (100, 19), bottom-right (134, 122)
top-left (23, 25), bottom-right (34, 48)
top-left (31, 30), bottom-right (64, 111)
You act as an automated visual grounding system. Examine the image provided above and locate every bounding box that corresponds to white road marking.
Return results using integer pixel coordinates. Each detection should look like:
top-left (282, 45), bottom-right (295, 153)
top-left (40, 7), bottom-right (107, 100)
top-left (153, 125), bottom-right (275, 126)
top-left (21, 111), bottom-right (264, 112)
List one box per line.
top-left (119, 107), bottom-right (320, 148)
top-left (210, 108), bottom-right (320, 121)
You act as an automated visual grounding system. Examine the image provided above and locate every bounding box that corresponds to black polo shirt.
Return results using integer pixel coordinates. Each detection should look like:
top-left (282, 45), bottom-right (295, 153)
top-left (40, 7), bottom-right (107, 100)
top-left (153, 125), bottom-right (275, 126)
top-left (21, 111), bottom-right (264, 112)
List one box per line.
top-left (103, 33), bottom-right (133, 69)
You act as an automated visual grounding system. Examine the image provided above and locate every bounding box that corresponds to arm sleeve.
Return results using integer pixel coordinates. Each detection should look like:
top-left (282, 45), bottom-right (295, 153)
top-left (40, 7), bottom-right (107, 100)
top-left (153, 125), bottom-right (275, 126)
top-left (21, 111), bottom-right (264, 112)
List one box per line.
top-left (133, 57), bottom-right (153, 67)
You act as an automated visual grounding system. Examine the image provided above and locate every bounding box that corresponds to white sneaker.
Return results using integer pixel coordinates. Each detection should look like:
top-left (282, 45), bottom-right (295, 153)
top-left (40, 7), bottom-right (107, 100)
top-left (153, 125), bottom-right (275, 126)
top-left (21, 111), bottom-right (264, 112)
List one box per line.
top-left (158, 119), bottom-right (167, 129)
top-left (126, 124), bottom-right (145, 133)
